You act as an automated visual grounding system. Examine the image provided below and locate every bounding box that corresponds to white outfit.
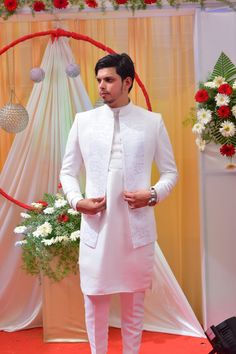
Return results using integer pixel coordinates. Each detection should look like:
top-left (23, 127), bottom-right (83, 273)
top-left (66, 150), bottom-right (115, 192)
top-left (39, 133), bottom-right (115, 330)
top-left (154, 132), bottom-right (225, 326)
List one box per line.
top-left (60, 102), bottom-right (178, 251)
top-left (79, 109), bottom-right (155, 295)
top-left (84, 292), bottom-right (145, 354)
top-left (60, 102), bottom-right (178, 354)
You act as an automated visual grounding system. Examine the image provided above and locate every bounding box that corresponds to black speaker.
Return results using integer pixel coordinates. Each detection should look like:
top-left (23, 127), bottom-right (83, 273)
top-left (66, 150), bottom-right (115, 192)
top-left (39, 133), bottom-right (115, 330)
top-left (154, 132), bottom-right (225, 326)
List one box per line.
top-left (205, 317), bottom-right (236, 354)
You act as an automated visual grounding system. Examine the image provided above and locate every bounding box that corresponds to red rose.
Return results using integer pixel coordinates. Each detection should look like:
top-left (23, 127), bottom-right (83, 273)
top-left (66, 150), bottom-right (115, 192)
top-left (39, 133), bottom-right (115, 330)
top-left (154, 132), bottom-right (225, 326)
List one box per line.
top-left (33, 1), bottom-right (45, 11)
top-left (37, 200), bottom-right (48, 208)
top-left (58, 214), bottom-right (69, 223)
top-left (53, 0), bottom-right (68, 9)
top-left (217, 105), bottom-right (231, 119)
top-left (58, 182), bottom-right (62, 189)
top-left (116, 0), bottom-right (128, 4)
top-left (4, 0), bottom-right (18, 11)
top-left (218, 84), bottom-right (233, 95)
top-left (195, 89), bottom-right (209, 103)
top-left (86, 0), bottom-right (98, 7)
top-left (220, 144), bottom-right (235, 157)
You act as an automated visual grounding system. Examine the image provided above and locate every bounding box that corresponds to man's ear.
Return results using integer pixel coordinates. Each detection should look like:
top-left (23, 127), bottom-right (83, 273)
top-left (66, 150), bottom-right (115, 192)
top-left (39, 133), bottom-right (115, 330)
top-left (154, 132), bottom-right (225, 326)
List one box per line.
top-left (124, 77), bottom-right (133, 91)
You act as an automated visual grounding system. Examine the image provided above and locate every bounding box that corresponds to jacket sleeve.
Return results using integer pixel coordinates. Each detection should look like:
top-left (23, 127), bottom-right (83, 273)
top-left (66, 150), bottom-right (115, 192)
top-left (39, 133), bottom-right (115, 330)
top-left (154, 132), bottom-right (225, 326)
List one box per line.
top-left (152, 117), bottom-right (178, 202)
top-left (60, 115), bottom-right (84, 209)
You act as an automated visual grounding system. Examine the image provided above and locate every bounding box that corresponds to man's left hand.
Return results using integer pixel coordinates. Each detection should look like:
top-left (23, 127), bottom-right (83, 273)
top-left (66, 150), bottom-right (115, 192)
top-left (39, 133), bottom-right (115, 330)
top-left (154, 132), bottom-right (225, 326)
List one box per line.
top-left (123, 190), bottom-right (151, 209)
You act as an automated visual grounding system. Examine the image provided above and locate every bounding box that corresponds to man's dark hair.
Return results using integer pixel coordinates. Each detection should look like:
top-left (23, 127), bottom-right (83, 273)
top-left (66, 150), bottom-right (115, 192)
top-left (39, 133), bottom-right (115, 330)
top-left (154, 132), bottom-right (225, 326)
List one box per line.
top-left (95, 53), bottom-right (135, 92)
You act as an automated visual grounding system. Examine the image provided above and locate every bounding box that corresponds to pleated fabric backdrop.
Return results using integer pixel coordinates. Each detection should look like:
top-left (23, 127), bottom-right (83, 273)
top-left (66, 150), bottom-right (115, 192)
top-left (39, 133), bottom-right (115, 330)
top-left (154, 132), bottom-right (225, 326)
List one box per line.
top-left (0, 36), bottom-right (204, 337)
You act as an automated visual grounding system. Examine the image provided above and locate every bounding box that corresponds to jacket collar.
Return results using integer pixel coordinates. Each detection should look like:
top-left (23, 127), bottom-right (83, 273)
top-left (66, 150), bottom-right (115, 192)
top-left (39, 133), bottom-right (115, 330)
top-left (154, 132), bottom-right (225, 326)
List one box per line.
top-left (103, 101), bottom-right (134, 118)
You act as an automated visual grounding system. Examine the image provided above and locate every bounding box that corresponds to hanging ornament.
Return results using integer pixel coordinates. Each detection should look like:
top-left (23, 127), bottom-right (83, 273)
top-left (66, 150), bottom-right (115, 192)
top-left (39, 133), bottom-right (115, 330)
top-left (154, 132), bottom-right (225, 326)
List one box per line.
top-left (66, 63), bottom-right (80, 78)
top-left (0, 91), bottom-right (29, 133)
top-left (30, 67), bottom-right (45, 82)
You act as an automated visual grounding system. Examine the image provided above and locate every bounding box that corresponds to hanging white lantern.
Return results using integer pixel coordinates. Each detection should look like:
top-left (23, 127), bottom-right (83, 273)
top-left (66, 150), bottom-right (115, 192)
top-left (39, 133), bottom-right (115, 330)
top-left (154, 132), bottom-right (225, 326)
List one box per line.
top-left (0, 103), bottom-right (29, 133)
top-left (66, 63), bottom-right (80, 78)
top-left (30, 67), bottom-right (45, 83)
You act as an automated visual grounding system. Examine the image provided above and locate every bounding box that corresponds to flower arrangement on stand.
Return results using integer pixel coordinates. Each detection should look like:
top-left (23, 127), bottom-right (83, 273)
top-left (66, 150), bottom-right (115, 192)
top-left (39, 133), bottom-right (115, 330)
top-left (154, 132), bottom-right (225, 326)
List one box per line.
top-left (190, 52), bottom-right (236, 165)
top-left (14, 186), bottom-right (81, 282)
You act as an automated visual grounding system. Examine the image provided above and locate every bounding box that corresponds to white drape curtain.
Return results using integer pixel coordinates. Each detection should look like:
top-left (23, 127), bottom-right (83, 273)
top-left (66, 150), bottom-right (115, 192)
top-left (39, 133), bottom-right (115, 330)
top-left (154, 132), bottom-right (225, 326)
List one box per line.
top-left (0, 36), bottom-right (204, 337)
top-left (0, 37), bottom-right (92, 330)
top-left (194, 10), bottom-right (236, 329)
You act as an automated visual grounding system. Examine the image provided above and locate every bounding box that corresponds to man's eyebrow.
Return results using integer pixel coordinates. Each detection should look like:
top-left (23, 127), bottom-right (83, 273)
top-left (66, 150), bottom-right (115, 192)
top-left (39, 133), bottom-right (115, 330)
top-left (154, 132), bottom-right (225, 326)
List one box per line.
top-left (96, 76), bottom-right (115, 80)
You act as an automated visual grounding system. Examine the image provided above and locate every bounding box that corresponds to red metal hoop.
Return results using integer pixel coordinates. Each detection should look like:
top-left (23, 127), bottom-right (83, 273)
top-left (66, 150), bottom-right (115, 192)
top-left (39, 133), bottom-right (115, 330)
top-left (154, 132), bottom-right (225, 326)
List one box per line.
top-left (0, 28), bottom-right (152, 209)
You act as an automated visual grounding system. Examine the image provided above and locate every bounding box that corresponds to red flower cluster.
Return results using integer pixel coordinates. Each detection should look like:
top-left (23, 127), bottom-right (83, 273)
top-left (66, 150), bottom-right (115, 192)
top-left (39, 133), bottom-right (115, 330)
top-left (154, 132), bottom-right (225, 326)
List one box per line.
top-left (116, 0), bottom-right (128, 4)
top-left (4, 0), bottom-right (18, 11)
top-left (33, 1), bottom-right (45, 11)
top-left (218, 83), bottom-right (233, 96)
top-left (86, 0), bottom-right (98, 8)
top-left (53, 0), bottom-right (68, 9)
top-left (195, 89), bottom-right (209, 103)
top-left (220, 144), bottom-right (235, 157)
top-left (37, 200), bottom-right (48, 207)
top-left (58, 214), bottom-right (69, 223)
top-left (217, 105), bottom-right (231, 119)
top-left (144, 0), bottom-right (156, 3)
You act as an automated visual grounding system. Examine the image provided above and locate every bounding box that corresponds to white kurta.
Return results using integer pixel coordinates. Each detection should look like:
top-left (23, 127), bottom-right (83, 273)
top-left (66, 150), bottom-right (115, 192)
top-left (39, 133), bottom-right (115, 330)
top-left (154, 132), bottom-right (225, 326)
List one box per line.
top-left (79, 108), bottom-right (155, 295)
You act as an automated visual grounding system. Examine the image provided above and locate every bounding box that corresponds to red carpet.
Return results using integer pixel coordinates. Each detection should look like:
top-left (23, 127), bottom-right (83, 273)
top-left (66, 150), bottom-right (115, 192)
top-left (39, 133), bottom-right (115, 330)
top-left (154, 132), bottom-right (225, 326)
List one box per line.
top-left (1, 327), bottom-right (212, 354)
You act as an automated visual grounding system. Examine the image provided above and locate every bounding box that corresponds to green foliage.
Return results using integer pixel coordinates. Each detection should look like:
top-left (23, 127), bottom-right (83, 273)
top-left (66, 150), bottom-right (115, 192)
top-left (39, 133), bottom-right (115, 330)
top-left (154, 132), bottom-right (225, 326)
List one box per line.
top-left (210, 52), bottom-right (236, 84)
top-left (14, 192), bottom-right (81, 282)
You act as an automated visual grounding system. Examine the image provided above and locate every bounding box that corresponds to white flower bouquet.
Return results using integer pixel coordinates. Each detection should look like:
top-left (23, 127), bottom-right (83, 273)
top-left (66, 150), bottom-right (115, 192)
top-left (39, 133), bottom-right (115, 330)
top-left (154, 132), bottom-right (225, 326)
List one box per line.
top-left (190, 52), bottom-right (236, 164)
top-left (14, 189), bottom-right (81, 281)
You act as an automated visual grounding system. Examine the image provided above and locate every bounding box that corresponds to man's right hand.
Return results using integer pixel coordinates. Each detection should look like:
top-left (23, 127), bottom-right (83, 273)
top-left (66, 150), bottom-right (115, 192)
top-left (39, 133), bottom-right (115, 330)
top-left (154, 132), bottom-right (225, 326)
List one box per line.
top-left (76, 197), bottom-right (106, 215)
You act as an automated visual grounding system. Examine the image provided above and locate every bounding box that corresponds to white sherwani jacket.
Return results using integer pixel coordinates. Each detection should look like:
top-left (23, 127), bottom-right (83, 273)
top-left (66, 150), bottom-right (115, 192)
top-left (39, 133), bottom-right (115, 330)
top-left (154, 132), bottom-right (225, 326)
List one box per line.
top-left (60, 102), bottom-right (178, 249)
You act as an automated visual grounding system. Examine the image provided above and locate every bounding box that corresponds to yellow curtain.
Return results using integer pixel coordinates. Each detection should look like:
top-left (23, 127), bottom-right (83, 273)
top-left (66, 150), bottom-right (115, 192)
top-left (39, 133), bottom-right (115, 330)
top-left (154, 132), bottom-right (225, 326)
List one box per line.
top-left (0, 13), bottom-right (202, 322)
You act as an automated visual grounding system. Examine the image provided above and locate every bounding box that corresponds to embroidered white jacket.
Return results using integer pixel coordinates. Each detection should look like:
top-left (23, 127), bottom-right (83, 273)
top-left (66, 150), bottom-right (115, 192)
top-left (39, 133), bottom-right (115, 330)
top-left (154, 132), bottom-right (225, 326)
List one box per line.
top-left (60, 102), bottom-right (178, 249)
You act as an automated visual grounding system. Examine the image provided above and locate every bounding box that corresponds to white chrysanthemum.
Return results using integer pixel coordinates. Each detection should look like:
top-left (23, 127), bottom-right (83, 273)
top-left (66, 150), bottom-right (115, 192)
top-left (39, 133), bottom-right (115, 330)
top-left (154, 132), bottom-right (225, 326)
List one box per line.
top-left (192, 122), bottom-right (205, 135)
top-left (197, 108), bottom-right (212, 125)
top-left (215, 93), bottom-right (230, 107)
top-left (232, 105), bottom-right (236, 118)
top-left (70, 230), bottom-right (80, 241)
top-left (196, 137), bottom-right (206, 152)
top-left (213, 76), bottom-right (226, 87)
top-left (68, 208), bottom-right (79, 215)
top-left (41, 239), bottom-right (55, 246)
top-left (219, 121), bottom-right (236, 137)
top-left (14, 226), bottom-right (27, 234)
top-left (20, 212), bottom-right (31, 219)
top-left (232, 80), bottom-right (236, 89)
top-left (33, 222), bottom-right (52, 238)
top-left (31, 202), bottom-right (43, 209)
top-left (15, 240), bottom-right (28, 247)
top-left (54, 199), bottom-right (67, 208)
top-left (54, 235), bottom-right (69, 243)
top-left (43, 207), bottom-right (55, 215)
top-left (204, 81), bottom-right (217, 89)
top-left (56, 193), bottom-right (64, 199)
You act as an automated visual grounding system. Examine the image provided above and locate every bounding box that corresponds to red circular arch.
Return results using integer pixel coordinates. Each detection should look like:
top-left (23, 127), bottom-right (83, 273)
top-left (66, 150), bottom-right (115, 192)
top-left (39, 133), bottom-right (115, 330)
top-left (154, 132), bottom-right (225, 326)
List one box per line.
top-left (0, 28), bottom-right (152, 209)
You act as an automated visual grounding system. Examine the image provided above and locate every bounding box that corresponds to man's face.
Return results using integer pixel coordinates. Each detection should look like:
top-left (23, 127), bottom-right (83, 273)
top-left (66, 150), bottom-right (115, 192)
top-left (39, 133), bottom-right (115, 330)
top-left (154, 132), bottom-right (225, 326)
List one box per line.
top-left (96, 67), bottom-right (132, 108)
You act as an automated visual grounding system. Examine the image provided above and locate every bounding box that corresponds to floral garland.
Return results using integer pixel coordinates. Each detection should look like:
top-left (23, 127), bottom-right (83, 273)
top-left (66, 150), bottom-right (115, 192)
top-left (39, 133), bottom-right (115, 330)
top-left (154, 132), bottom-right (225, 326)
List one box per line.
top-left (191, 52), bottom-right (236, 163)
top-left (0, 0), bottom-right (236, 20)
top-left (14, 186), bottom-right (81, 281)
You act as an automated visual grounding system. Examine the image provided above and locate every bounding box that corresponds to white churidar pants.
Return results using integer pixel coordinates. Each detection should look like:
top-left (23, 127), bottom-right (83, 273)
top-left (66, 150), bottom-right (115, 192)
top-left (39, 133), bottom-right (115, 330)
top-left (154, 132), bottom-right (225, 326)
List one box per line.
top-left (84, 292), bottom-right (145, 354)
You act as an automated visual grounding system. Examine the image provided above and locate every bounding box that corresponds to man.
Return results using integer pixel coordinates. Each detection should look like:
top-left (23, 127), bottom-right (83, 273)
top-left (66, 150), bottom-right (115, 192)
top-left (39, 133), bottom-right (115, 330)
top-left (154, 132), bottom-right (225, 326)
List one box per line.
top-left (60, 53), bottom-right (178, 354)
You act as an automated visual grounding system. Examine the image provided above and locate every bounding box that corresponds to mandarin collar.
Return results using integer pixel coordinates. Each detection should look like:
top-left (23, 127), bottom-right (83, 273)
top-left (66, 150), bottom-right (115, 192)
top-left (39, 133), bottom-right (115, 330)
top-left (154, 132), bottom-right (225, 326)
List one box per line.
top-left (104, 101), bottom-right (133, 118)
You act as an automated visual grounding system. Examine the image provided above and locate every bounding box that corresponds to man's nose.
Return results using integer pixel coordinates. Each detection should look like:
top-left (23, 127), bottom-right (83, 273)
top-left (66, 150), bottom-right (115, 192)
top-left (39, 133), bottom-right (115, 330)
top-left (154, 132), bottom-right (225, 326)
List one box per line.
top-left (99, 80), bottom-right (105, 89)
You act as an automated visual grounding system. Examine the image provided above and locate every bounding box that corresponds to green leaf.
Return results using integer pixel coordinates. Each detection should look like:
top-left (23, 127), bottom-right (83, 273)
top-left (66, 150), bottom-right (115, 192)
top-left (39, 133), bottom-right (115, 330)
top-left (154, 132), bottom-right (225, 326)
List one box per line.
top-left (210, 52), bottom-right (236, 82)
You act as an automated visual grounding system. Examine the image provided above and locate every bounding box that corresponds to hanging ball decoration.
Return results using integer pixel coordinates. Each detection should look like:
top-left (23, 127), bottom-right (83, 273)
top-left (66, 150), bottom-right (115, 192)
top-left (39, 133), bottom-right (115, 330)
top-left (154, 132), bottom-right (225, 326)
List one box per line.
top-left (66, 63), bottom-right (80, 78)
top-left (30, 67), bottom-right (45, 83)
top-left (0, 103), bottom-right (29, 133)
